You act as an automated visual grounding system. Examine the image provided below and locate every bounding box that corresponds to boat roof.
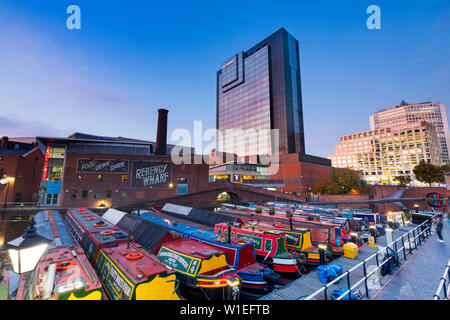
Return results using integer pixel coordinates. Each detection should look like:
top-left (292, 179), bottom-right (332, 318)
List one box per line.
top-left (216, 221), bottom-right (284, 237)
top-left (101, 242), bottom-right (173, 282)
top-left (67, 208), bottom-right (126, 244)
top-left (162, 239), bottom-right (224, 259)
top-left (34, 246), bottom-right (102, 297)
top-left (35, 210), bottom-right (75, 248)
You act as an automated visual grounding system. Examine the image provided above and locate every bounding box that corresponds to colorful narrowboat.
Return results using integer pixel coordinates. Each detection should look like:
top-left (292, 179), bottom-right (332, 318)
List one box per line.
top-left (242, 220), bottom-right (323, 265)
top-left (0, 268), bottom-right (9, 300)
top-left (135, 212), bottom-right (281, 297)
top-left (214, 222), bottom-right (300, 276)
top-left (157, 239), bottom-right (240, 300)
top-left (65, 208), bottom-right (182, 300)
top-left (93, 241), bottom-right (182, 300)
top-left (16, 210), bottom-right (104, 300)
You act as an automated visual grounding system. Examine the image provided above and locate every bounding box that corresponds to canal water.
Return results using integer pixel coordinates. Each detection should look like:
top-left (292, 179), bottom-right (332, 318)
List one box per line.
top-left (0, 212), bottom-right (37, 299)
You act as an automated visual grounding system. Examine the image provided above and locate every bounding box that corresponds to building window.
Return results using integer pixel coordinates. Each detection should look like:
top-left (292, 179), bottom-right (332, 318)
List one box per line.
top-left (71, 190), bottom-right (77, 200)
top-left (178, 177), bottom-right (188, 183)
top-left (122, 174), bottom-right (128, 182)
top-left (94, 191), bottom-right (100, 199)
top-left (14, 193), bottom-right (22, 203)
top-left (82, 190), bottom-right (88, 199)
top-left (121, 190), bottom-right (127, 198)
top-left (98, 174), bottom-right (103, 182)
top-left (106, 190), bottom-right (112, 198)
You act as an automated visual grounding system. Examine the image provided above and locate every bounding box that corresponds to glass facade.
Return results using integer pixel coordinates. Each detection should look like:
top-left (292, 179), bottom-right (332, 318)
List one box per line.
top-left (38, 145), bottom-right (66, 205)
top-left (216, 28), bottom-right (305, 158)
top-left (218, 45), bottom-right (271, 156)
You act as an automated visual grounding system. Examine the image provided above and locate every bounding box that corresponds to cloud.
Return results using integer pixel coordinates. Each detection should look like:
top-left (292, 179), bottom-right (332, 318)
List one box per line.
top-left (0, 115), bottom-right (69, 137)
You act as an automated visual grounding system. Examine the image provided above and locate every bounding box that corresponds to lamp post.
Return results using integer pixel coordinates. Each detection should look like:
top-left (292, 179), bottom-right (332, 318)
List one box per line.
top-left (414, 204), bottom-right (419, 213)
top-left (5, 217), bottom-right (51, 274)
top-left (1, 177), bottom-right (15, 209)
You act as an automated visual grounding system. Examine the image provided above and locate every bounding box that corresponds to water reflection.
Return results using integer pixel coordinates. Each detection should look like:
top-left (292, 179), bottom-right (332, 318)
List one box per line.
top-left (0, 213), bottom-right (34, 300)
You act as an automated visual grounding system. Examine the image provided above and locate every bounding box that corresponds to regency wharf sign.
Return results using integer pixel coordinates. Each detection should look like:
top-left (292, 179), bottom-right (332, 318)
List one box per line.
top-left (131, 160), bottom-right (172, 188)
top-left (77, 159), bottom-right (129, 173)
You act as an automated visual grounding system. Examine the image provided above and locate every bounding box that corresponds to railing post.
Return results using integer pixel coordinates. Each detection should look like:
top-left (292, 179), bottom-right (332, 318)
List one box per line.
top-left (407, 232), bottom-right (412, 255)
top-left (402, 235), bottom-right (406, 260)
top-left (412, 228), bottom-right (417, 248)
top-left (376, 252), bottom-right (379, 267)
top-left (394, 239), bottom-right (398, 253)
top-left (346, 272), bottom-right (352, 300)
top-left (363, 261), bottom-right (369, 299)
top-left (324, 285), bottom-right (328, 300)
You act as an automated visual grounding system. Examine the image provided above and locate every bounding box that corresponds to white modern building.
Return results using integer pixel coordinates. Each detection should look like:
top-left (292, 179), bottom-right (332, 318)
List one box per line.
top-left (329, 121), bottom-right (442, 185)
top-left (370, 101), bottom-right (450, 164)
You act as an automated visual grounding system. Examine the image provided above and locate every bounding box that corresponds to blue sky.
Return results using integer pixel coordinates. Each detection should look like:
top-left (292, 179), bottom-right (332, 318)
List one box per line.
top-left (0, 0), bottom-right (449, 157)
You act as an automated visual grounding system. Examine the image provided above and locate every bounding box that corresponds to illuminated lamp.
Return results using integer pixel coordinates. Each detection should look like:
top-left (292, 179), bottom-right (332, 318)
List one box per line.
top-left (5, 218), bottom-right (51, 274)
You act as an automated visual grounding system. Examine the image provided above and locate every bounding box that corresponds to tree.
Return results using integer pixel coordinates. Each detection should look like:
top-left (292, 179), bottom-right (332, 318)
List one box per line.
top-left (313, 181), bottom-right (339, 195)
top-left (393, 175), bottom-right (412, 187)
top-left (413, 161), bottom-right (442, 186)
top-left (331, 168), bottom-right (362, 194)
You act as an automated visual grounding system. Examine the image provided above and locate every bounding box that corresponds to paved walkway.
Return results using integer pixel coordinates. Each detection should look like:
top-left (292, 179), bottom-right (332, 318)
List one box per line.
top-left (373, 216), bottom-right (450, 300)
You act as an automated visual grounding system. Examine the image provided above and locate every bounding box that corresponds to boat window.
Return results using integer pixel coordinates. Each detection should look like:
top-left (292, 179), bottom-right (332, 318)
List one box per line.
top-left (265, 239), bottom-right (273, 252)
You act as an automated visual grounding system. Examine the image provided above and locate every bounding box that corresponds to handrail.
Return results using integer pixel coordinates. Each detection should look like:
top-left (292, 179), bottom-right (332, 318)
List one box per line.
top-left (433, 257), bottom-right (450, 300)
top-left (304, 220), bottom-right (431, 300)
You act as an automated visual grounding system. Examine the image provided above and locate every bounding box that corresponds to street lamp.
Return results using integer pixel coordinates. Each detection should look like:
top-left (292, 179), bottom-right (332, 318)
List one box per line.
top-left (0, 176), bottom-right (15, 208)
top-left (414, 204), bottom-right (419, 213)
top-left (5, 218), bottom-right (51, 274)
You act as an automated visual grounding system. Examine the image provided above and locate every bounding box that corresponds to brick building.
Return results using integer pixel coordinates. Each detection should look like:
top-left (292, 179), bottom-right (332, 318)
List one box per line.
top-left (0, 136), bottom-right (44, 206)
top-left (35, 109), bottom-right (210, 208)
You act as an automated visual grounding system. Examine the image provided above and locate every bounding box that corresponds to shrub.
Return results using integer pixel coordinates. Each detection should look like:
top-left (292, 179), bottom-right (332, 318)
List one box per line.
top-left (255, 208), bottom-right (262, 214)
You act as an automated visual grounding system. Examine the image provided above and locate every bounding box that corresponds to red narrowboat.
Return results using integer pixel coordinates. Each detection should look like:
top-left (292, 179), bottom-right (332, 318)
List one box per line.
top-left (214, 222), bottom-right (300, 276)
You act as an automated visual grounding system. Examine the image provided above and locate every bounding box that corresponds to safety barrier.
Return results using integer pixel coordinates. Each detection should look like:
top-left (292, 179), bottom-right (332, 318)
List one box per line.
top-left (433, 257), bottom-right (450, 300)
top-left (304, 220), bottom-right (432, 300)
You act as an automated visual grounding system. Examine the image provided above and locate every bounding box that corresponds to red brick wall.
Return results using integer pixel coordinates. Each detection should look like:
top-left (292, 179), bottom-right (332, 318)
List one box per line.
top-left (60, 153), bottom-right (209, 208)
top-left (0, 149), bottom-right (43, 204)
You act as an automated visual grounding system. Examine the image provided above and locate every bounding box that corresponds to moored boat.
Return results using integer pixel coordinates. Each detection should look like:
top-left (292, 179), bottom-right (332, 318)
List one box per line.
top-left (157, 239), bottom-right (241, 300)
top-left (214, 222), bottom-right (301, 277)
top-left (135, 212), bottom-right (281, 297)
top-left (65, 208), bottom-right (182, 300)
top-left (16, 210), bottom-right (104, 300)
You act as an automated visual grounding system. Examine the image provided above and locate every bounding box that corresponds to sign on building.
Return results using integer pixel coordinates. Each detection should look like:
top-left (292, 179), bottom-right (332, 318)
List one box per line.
top-left (77, 159), bottom-right (129, 173)
top-left (131, 161), bottom-right (172, 188)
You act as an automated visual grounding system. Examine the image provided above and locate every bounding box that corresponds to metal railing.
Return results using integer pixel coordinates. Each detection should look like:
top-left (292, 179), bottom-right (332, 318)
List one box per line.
top-left (433, 257), bottom-right (450, 300)
top-left (304, 220), bottom-right (432, 300)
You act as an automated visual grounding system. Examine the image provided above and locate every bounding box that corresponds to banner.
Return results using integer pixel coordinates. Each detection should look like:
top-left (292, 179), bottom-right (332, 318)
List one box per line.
top-left (131, 161), bottom-right (172, 188)
top-left (77, 159), bottom-right (129, 173)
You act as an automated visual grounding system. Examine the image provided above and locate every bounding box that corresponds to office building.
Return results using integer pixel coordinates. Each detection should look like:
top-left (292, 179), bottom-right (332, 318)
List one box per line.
top-left (329, 121), bottom-right (442, 185)
top-left (370, 101), bottom-right (450, 164)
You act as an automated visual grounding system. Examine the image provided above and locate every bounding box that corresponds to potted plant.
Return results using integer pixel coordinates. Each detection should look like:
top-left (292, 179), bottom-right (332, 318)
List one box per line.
top-left (255, 208), bottom-right (262, 214)
top-left (285, 210), bottom-right (292, 218)
top-left (269, 207), bottom-right (275, 215)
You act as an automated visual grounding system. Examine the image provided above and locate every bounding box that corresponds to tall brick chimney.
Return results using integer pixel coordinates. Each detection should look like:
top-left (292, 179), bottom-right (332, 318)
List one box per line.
top-left (155, 108), bottom-right (168, 155)
top-left (1, 136), bottom-right (8, 148)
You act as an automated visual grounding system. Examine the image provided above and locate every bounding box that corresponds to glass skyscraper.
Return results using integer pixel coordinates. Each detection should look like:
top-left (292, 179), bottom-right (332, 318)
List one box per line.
top-left (216, 28), bottom-right (305, 158)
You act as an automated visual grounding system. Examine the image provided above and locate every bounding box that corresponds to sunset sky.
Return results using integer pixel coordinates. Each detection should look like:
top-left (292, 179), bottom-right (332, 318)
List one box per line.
top-left (1, 0), bottom-right (449, 157)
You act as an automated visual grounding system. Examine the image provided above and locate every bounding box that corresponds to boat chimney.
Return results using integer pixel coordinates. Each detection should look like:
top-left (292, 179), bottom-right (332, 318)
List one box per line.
top-left (289, 217), bottom-right (293, 231)
top-left (227, 224), bottom-right (232, 243)
top-left (155, 108), bottom-right (168, 155)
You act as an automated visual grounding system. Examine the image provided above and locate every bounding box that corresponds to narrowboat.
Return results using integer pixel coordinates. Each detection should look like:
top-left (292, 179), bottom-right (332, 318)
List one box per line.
top-left (214, 222), bottom-right (301, 277)
top-left (219, 205), bottom-right (341, 247)
top-left (65, 208), bottom-right (182, 300)
top-left (157, 239), bottom-right (240, 300)
top-left (0, 268), bottom-right (9, 300)
top-left (134, 212), bottom-right (281, 297)
top-left (16, 210), bottom-right (104, 300)
top-left (100, 208), bottom-right (242, 300)
top-left (93, 241), bottom-right (182, 300)
top-left (241, 220), bottom-right (323, 266)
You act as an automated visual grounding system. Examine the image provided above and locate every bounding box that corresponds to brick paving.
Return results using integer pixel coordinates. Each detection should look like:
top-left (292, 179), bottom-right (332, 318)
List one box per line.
top-left (374, 216), bottom-right (449, 300)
